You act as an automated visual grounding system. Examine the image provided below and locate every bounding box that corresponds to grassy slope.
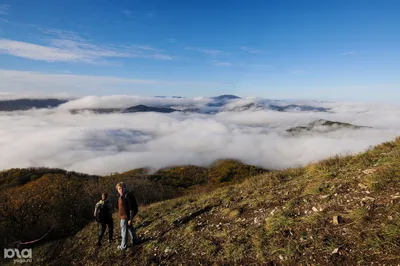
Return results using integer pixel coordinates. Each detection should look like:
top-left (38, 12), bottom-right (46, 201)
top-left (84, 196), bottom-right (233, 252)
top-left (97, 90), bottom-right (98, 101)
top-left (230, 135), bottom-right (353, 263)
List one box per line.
top-left (34, 137), bottom-right (400, 265)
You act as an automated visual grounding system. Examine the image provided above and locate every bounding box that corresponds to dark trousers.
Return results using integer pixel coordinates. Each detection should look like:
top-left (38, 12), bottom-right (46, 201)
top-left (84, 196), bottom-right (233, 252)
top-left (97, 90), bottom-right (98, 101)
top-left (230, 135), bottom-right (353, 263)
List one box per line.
top-left (98, 217), bottom-right (113, 243)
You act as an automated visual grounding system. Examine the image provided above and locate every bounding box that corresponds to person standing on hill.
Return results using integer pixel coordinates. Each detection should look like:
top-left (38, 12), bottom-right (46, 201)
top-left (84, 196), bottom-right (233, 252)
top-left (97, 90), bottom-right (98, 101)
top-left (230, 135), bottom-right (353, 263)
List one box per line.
top-left (116, 182), bottom-right (139, 251)
top-left (94, 193), bottom-right (114, 246)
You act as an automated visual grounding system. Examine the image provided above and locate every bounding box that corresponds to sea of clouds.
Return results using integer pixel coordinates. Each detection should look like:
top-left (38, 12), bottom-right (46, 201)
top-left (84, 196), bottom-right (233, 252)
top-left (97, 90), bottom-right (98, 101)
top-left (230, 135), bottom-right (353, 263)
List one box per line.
top-left (1, 95), bottom-right (399, 175)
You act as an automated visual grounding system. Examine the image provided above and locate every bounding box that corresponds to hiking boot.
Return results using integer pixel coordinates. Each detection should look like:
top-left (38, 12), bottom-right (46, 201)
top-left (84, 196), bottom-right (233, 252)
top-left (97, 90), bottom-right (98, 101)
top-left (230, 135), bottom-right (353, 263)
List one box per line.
top-left (132, 236), bottom-right (140, 245)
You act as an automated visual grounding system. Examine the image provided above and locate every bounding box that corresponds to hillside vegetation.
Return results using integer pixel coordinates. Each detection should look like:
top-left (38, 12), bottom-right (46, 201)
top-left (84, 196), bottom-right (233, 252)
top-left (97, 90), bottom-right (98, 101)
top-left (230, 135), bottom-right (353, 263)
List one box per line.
top-left (0, 159), bottom-right (264, 257)
top-left (28, 136), bottom-right (400, 265)
top-left (286, 119), bottom-right (367, 135)
top-left (0, 168), bottom-right (100, 190)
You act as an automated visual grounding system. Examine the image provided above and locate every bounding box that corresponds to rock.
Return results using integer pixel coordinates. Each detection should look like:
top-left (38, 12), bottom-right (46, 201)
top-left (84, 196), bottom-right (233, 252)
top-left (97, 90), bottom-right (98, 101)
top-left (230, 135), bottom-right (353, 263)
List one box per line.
top-left (361, 196), bottom-right (375, 206)
top-left (391, 195), bottom-right (400, 204)
top-left (363, 169), bottom-right (376, 175)
top-left (331, 247), bottom-right (340, 255)
top-left (332, 216), bottom-right (342, 225)
top-left (388, 216), bottom-right (393, 221)
top-left (312, 207), bottom-right (319, 212)
top-left (320, 195), bottom-right (330, 199)
top-left (358, 183), bottom-right (368, 189)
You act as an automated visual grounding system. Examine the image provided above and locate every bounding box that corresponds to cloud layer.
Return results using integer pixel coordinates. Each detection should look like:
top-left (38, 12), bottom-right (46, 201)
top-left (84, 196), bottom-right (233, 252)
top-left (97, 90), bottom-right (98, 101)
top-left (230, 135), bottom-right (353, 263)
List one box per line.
top-left (0, 96), bottom-right (399, 175)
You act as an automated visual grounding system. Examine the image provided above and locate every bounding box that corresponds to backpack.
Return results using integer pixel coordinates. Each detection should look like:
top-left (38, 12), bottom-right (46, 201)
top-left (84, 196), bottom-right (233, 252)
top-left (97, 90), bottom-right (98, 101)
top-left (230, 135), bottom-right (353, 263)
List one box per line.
top-left (95, 202), bottom-right (109, 223)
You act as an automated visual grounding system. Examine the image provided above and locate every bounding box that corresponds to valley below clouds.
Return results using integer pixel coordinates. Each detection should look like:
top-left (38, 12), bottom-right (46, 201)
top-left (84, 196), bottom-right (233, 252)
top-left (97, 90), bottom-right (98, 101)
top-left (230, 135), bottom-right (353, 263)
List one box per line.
top-left (1, 95), bottom-right (399, 175)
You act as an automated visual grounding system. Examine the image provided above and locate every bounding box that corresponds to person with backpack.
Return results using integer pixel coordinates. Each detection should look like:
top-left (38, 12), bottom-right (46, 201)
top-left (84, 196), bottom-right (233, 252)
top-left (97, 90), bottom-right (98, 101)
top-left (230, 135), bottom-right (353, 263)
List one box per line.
top-left (115, 182), bottom-right (139, 251)
top-left (94, 193), bottom-right (114, 246)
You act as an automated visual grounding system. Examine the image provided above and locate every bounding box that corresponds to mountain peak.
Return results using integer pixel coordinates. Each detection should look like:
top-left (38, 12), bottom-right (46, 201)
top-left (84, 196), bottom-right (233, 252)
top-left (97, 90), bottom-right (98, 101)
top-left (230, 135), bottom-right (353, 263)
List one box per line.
top-left (123, 105), bottom-right (177, 113)
top-left (212, 94), bottom-right (241, 100)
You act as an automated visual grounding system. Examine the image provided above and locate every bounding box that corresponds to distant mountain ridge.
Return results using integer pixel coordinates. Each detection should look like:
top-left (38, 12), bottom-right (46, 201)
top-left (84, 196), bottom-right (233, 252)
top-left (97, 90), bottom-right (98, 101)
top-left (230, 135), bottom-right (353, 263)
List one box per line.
top-left (68, 108), bottom-right (121, 114)
top-left (269, 104), bottom-right (328, 112)
top-left (0, 99), bottom-right (68, 111)
top-left (0, 95), bottom-right (332, 114)
top-left (212, 94), bottom-right (241, 101)
top-left (207, 94), bottom-right (242, 107)
top-left (123, 105), bottom-right (177, 113)
top-left (287, 119), bottom-right (368, 134)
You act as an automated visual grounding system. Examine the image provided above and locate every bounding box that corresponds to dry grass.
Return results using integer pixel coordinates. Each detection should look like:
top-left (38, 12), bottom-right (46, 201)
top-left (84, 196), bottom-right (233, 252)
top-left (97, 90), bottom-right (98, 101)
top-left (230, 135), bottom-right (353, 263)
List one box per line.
top-left (26, 136), bottom-right (400, 266)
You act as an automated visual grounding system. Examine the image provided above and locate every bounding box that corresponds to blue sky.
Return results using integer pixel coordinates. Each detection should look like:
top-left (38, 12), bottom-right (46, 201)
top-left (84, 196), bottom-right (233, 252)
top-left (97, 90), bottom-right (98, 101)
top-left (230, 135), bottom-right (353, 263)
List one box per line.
top-left (0, 0), bottom-right (399, 101)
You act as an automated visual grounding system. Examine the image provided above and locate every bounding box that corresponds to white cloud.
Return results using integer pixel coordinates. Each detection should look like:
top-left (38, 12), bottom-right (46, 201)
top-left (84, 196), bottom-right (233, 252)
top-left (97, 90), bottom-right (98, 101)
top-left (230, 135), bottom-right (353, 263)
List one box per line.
top-left (184, 46), bottom-right (222, 56)
top-left (128, 45), bottom-right (161, 52)
top-left (210, 60), bottom-right (231, 67)
top-left (0, 4), bottom-right (10, 15)
top-left (0, 91), bottom-right (74, 100)
top-left (0, 32), bottom-right (173, 63)
top-left (220, 98), bottom-right (262, 111)
top-left (0, 39), bottom-right (86, 62)
top-left (342, 51), bottom-right (355, 56)
top-left (149, 53), bottom-right (173, 60)
top-left (121, 10), bottom-right (155, 20)
top-left (241, 46), bottom-right (260, 53)
top-left (122, 10), bottom-right (132, 16)
top-left (0, 69), bottom-right (223, 95)
top-left (57, 95), bottom-right (211, 109)
top-left (0, 97), bottom-right (399, 175)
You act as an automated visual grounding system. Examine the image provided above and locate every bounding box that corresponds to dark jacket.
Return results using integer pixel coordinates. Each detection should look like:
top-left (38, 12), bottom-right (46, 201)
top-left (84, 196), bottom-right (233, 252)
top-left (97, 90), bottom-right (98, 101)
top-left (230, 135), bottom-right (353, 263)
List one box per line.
top-left (94, 199), bottom-right (113, 218)
top-left (120, 191), bottom-right (138, 221)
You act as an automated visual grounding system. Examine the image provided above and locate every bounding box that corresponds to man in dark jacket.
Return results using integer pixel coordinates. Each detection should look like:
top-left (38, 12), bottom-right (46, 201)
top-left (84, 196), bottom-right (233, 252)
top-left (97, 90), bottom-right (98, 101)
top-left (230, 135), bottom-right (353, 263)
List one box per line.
top-left (94, 193), bottom-right (114, 246)
top-left (116, 182), bottom-right (138, 250)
